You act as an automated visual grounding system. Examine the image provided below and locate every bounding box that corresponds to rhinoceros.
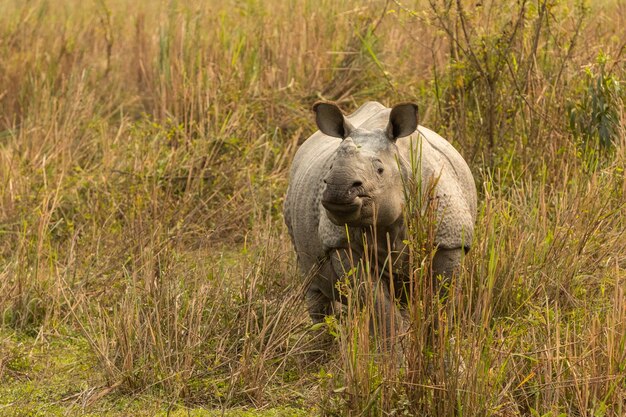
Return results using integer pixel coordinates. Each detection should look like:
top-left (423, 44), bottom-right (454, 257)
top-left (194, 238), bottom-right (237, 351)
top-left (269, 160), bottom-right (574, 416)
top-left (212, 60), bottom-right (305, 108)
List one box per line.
top-left (284, 101), bottom-right (476, 332)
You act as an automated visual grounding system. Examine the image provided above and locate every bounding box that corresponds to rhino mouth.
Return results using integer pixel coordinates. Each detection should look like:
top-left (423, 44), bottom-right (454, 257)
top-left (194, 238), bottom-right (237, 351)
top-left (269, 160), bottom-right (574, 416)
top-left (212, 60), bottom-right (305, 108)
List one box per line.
top-left (322, 196), bottom-right (371, 225)
top-left (321, 199), bottom-right (361, 213)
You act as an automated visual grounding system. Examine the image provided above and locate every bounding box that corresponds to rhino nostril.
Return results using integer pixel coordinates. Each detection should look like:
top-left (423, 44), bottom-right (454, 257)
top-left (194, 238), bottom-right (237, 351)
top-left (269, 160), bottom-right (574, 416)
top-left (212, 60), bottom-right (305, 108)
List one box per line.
top-left (352, 181), bottom-right (363, 188)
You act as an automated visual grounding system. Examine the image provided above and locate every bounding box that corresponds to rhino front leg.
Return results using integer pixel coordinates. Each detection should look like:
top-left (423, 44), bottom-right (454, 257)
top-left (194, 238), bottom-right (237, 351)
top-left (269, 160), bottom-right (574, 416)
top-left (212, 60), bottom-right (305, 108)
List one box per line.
top-left (305, 257), bottom-right (343, 323)
top-left (329, 249), bottom-right (405, 343)
top-left (431, 247), bottom-right (464, 292)
top-left (306, 286), bottom-right (335, 323)
top-left (370, 281), bottom-right (406, 346)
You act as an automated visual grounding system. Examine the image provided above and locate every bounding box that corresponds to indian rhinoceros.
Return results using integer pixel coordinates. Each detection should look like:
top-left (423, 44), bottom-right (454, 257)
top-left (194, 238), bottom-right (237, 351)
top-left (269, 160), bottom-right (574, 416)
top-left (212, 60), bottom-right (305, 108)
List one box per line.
top-left (284, 101), bottom-right (476, 334)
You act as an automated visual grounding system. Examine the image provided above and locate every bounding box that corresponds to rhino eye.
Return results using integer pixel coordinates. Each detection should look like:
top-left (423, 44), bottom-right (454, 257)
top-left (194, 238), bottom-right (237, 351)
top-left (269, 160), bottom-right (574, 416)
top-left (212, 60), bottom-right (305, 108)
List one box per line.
top-left (374, 159), bottom-right (384, 175)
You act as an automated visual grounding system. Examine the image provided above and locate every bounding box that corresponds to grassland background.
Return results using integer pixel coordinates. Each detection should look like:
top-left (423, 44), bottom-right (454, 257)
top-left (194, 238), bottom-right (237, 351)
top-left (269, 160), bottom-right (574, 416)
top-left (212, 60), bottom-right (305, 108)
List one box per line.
top-left (0, 0), bottom-right (625, 416)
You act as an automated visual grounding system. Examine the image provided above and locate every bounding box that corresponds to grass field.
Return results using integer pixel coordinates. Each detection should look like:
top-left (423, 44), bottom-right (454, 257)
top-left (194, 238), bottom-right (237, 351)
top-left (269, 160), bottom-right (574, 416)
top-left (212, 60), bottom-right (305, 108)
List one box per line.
top-left (1, 0), bottom-right (625, 415)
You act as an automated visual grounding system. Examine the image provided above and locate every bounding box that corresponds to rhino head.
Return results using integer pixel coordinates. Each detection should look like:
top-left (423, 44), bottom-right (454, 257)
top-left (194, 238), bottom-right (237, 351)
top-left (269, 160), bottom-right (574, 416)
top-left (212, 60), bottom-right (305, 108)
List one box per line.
top-left (314, 102), bottom-right (419, 227)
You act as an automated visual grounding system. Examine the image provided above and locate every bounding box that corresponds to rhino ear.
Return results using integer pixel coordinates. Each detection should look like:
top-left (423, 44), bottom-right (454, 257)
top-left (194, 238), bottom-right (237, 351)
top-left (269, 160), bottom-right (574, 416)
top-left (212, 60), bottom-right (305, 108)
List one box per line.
top-left (313, 102), bottom-right (354, 139)
top-left (386, 103), bottom-right (419, 141)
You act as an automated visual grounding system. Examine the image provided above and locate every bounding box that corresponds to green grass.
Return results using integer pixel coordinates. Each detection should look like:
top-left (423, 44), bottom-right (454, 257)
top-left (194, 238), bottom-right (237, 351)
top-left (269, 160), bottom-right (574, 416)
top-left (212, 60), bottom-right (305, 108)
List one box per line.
top-left (1, 0), bottom-right (625, 415)
top-left (0, 328), bottom-right (312, 415)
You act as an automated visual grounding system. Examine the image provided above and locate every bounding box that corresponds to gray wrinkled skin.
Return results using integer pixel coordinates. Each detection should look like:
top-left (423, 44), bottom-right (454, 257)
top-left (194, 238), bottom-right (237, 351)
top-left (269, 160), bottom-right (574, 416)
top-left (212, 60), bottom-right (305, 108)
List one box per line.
top-left (284, 101), bottom-right (477, 334)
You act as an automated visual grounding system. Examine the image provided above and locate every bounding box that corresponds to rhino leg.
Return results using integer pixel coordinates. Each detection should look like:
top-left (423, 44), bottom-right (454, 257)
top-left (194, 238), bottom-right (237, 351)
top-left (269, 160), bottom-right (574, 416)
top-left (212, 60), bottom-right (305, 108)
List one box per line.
top-left (306, 287), bottom-right (335, 323)
top-left (370, 282), bottom-right (406, 345)
top-left (306, 248), bottom-right (405, 344)
top-left (306, 256), bottom-right (344, 323)
top-left (431, 247), bottom-right (463, 293)
top-left (328, 249), bottom-right (404, 343)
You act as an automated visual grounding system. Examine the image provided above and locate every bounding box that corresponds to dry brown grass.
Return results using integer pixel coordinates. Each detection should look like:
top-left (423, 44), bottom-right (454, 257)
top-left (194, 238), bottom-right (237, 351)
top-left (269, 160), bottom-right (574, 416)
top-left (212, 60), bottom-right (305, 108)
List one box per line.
top-left (0, 0), bottom-right (625, 415)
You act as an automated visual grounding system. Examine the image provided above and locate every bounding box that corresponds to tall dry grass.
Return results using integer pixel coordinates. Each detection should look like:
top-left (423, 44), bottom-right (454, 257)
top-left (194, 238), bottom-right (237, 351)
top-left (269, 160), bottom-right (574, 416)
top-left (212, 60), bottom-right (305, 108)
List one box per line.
top-left (0, 0), bottom-right (624, 415)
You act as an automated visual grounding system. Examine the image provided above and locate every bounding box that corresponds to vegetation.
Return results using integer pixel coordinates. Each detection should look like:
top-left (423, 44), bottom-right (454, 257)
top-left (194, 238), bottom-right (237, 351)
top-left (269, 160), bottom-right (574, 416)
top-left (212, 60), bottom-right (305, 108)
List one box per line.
top-left (0, 0), bottom-right (624, 415)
